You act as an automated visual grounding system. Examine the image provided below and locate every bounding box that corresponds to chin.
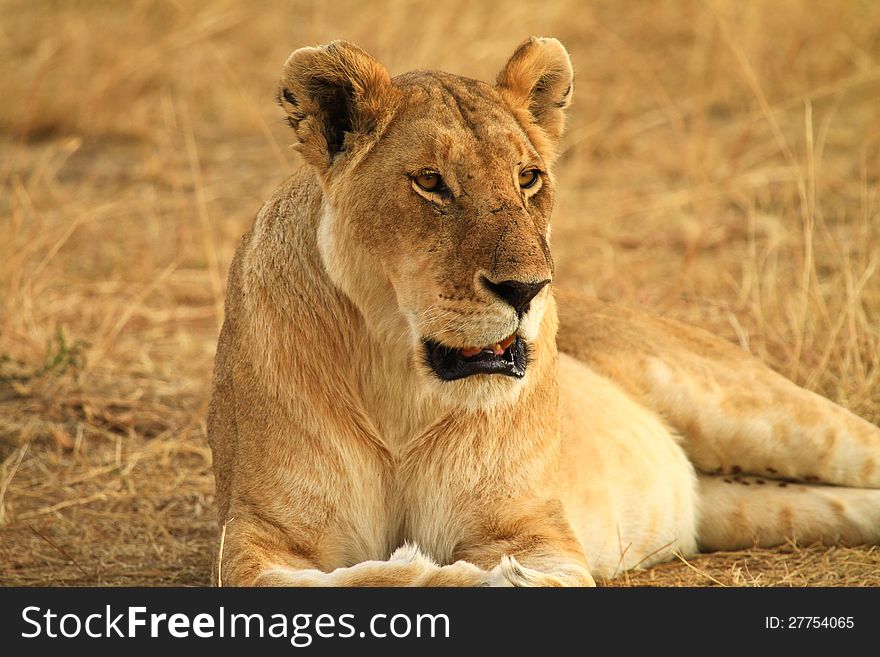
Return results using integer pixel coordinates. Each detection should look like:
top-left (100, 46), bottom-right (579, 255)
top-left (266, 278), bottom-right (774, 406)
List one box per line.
top-left (422, 369), bottom-right (527, 412)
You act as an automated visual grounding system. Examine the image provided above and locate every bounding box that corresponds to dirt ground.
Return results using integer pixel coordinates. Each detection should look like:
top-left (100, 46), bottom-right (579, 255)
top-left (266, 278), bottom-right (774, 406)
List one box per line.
top-left (1, 1), bottom-right (879, 586)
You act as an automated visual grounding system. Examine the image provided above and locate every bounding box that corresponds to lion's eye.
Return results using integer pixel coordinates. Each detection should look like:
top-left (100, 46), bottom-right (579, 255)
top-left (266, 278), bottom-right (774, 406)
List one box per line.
top-left (414, 172), bottom-right (443, 193)
top-left (518, 169), bottom-right (540, 189)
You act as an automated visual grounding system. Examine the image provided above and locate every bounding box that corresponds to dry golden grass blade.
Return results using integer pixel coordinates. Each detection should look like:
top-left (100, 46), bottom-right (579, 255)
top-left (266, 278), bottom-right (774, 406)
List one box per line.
top-left (15, 493), bottom-right (111, 521)
top-left (0, 443), bottom-right (30, 526)
top-left (216, 515), bottom-right (235, 588)
top-left (27, 525), bottom-right (92, 579)
top-left (673, 553), bottom-right (729, 587)
top-left (180, 100), bottom-right (224, 329)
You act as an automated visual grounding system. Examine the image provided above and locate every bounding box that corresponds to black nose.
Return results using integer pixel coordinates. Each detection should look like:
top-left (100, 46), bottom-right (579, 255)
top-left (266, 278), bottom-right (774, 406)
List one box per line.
top-left (481, 277), bottom-right (550, 315)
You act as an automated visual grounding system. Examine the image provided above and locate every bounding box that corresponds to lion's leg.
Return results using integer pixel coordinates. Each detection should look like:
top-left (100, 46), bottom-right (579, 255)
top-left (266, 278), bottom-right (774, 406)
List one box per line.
top-left (453, 500), bottom-right (596, 587)
top-left (216, 519), bottom-right (494, 587)
top-left (649, 362), bottom-right (880, 489)
top-left (556, 290), bottom-right (880, 489)
top-left (697, 474), bottom-right (880, 551)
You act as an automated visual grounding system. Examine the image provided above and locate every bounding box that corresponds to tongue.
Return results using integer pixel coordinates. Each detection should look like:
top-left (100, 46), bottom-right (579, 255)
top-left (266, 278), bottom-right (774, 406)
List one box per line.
top-left (459, 334), bottom-right (516, 359)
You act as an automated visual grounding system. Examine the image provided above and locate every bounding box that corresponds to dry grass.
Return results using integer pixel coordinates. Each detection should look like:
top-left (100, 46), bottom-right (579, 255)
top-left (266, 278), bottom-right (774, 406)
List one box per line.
top-left (1, 0), bottom-right (879, 587)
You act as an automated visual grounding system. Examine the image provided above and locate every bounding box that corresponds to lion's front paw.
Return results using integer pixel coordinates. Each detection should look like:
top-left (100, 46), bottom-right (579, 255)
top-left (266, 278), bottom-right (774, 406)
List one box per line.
top-left (484, 556), bottom-right (548, 587)
top-left (484, 556), bottom-right (596, 587)
top-left (387, 544), bottom-right (492, 586)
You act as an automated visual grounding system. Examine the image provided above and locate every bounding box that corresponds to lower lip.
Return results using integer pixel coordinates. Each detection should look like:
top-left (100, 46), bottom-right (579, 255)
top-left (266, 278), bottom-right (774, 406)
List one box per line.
top-left (423, 336), bottom-right (528, 381)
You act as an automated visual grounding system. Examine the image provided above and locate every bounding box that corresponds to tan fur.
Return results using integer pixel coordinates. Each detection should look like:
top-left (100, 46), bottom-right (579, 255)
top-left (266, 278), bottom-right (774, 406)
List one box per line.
top-left (207, 38), bottom-right (880, 586)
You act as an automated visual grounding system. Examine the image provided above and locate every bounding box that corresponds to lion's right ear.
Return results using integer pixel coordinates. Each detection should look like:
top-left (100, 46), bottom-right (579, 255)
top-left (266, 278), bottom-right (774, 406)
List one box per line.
top-left (278, 41), bottom-right (395, 172)
top-left (496, 37), bottom-right (573, 161)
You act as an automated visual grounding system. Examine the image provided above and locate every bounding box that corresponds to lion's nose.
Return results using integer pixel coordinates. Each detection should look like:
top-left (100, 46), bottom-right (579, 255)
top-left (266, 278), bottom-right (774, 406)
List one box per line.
top-left (481, 277), bottom-right (550, 316)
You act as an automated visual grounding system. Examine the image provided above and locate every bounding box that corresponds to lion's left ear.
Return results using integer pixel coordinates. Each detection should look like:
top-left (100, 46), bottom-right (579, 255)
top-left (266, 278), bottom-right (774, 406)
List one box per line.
top-left (496, 37), bottom-right (574, 155)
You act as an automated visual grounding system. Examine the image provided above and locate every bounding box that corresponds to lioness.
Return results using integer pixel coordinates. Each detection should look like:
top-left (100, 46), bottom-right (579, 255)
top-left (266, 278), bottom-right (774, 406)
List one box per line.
top-left (207, 38), bottom-right (880, 586)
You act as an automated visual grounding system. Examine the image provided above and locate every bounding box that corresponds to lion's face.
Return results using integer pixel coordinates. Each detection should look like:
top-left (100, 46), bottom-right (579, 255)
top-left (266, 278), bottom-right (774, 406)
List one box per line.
top-left (279, 39), bottom-right (573, 407)
top-left (319, 74), bottom-right (558, 394)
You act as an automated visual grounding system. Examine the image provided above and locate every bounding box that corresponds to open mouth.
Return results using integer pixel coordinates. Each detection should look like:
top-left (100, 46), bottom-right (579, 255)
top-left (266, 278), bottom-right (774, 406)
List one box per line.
top-left (423, 334), bottom-right (528, 381)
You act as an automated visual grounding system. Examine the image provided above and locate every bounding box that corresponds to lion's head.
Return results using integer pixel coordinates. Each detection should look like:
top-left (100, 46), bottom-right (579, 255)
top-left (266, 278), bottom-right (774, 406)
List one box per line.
top-left (278, 38), bottom-right (573, 408)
